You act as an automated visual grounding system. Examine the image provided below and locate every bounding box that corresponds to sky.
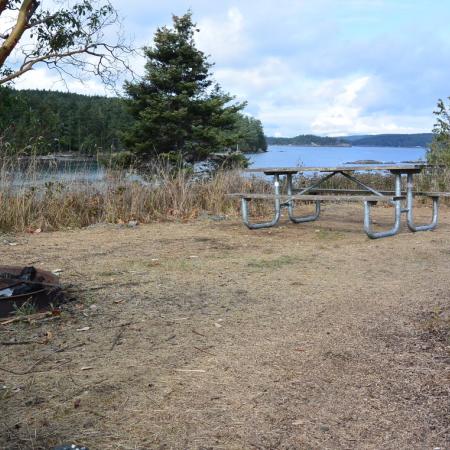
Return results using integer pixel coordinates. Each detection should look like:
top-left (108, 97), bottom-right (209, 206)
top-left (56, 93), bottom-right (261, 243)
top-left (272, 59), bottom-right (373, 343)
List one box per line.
top-left (11, 0), bottom-right (450, 137)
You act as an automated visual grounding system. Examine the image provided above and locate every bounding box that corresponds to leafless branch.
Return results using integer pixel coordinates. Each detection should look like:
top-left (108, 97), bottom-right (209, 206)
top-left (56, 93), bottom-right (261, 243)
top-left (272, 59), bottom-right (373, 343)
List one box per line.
top-left (0, 0), bottom-right (135, 89)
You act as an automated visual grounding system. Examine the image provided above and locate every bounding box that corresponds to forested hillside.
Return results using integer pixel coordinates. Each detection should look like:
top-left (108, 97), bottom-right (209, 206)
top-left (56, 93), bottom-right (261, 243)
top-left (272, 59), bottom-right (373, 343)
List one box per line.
top-left (266, 134), bottom-right (348, 146)
top-left (0, 88), bottom-right (132, 154)
top-left (266, 133), bottom-right (433, 148)
top-left (0, 87), bottom-right (267, 155)
top-left (343, 133), bottom-right (432, 147)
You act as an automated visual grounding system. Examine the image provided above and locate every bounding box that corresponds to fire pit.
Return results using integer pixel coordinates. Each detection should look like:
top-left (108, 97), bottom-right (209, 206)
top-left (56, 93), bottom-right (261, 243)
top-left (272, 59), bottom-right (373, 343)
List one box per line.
top-left (0, 266), bottom-right (63, 317)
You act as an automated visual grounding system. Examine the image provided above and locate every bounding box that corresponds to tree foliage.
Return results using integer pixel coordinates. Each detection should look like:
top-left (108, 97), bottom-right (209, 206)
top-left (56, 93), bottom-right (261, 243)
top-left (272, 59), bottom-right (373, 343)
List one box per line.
top-left (0, 86), bottom-right (132, 154)
top-left (235, 116), bottom-right (267, 152)
top-left (0, 86), bottom-right (266, 157)
top-left (123, 12), bottom-right (250, 162)
top-left (345, 133), bottom-right (432, 148)
top-left (267, 134), bottom-right (347, 146)
top-left (428, 98), bottom-right (450, 165)
top-left (0, 0), bottom-right (132, 86)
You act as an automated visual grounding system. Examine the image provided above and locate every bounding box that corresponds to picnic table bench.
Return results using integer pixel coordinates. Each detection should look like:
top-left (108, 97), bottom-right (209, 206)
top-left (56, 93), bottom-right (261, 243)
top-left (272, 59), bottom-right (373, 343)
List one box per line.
top-left (229, 164), bottom-right (450, 239)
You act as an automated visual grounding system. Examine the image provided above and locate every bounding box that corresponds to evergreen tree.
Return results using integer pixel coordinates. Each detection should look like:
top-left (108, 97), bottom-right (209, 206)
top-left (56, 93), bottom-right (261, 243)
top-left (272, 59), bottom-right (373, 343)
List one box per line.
top-left (428, 98), bottom-right (450, 165)
top-left (123, 12), bottom-right (246, 162)
top-left (235, 116), bottom-right (267, 152)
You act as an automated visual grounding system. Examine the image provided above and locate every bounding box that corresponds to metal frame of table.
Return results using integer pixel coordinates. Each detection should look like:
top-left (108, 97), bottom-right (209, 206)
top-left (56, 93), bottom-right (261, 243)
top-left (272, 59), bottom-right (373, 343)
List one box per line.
top-left (241, 165), bottom-right (439, 238)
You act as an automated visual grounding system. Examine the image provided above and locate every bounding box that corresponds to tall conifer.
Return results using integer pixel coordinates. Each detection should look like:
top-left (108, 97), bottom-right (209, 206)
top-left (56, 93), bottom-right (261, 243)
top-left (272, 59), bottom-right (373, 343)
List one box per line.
top-left (123, 12), bottom-right (246, 161)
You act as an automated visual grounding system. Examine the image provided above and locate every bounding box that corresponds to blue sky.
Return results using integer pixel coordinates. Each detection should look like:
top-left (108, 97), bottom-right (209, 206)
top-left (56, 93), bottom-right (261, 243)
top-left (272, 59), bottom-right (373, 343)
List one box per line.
top-left (14, 0), bottom-right (450, 136)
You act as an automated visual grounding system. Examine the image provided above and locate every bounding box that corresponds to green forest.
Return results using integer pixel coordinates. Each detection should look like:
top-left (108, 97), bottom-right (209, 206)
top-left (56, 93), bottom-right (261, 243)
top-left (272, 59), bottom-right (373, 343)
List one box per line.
top-left (0, 88), bottom-right (132, 154)
top-left (267, 133), bottom-right (434, 148)
top-left (266, 134), bottom-right (348, 146)
top-left (0, 87), bottom-right (267, 156)
top-left (343, 133), bottom-right (433, 147)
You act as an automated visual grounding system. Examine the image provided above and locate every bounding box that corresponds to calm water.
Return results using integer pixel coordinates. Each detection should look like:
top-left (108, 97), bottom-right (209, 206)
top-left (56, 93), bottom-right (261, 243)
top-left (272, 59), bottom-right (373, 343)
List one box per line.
top-left (3, 160), bottom-right (107, 187)
top-left (3, 145), bottom-right (428, 187)
top-left (248, 145), bottom-right (427, 168)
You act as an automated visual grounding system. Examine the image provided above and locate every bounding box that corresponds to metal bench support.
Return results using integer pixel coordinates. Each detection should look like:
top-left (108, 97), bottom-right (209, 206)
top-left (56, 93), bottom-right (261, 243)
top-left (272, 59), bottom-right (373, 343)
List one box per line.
top-left (239, 168), bottom-right (443, 236)
top-left (363, 173), bottom-right (402, 239)
top-left (241, 175), bottom-right (281, 229)
top-left (406, 173), bottom-right (439, 232)
top-left (286, 174), bottom-right (321, 223)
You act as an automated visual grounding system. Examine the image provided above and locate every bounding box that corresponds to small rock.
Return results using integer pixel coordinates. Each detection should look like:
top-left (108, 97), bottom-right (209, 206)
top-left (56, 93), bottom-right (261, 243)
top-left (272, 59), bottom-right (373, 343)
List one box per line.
top-left (209, 215), bottom-right (227, 221)
top-left (320, 424), bottom-right (330, 432)
top-left (52, 445), bottom-right (89, 450)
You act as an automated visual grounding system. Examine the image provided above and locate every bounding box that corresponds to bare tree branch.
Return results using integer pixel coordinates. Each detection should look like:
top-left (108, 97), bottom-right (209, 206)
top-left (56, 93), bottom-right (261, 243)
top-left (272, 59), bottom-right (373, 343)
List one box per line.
top-left (0, 0), bottom-right (135, 89)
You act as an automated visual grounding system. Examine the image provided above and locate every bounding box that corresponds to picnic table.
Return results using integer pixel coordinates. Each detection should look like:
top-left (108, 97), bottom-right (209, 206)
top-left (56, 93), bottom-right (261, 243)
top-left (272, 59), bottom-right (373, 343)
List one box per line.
top-left (229, 164), bottom-right (450, 239)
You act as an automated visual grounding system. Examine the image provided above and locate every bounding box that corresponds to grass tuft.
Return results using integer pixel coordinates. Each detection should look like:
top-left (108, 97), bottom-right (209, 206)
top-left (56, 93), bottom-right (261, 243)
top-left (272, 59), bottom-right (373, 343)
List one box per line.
top-left (247, 255), bottom-right (300, 270)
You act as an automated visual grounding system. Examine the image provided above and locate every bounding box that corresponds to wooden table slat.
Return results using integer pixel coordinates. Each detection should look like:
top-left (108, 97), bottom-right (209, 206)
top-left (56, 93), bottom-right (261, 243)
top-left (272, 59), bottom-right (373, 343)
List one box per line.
top-left (245, 164), bottom-right (428, 174)
top-left (228, 193), bottom-right (399, 202)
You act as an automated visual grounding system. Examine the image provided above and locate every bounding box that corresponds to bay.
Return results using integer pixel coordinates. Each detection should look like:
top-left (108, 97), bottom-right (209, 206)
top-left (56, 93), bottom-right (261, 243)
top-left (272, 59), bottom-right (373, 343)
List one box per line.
top-left (3, 145), bottom-right (428, 188)
top-left (248, 145), bottom-right (427, 168)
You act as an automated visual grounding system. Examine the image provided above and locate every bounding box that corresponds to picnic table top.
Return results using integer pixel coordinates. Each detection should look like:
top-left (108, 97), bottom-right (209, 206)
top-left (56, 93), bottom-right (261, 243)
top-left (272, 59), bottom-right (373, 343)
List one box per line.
top-left (228, 193), bottom-right (399, 202)
top-left (245, 164), bottom-right (428, 174)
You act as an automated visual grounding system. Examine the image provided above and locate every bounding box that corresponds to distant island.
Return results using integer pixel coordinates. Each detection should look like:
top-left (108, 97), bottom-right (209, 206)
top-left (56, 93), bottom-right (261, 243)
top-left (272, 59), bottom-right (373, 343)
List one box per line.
top-left (266, 134), bottom-right (349, 147)
top-left (266, 133), bottom-right (433, 148)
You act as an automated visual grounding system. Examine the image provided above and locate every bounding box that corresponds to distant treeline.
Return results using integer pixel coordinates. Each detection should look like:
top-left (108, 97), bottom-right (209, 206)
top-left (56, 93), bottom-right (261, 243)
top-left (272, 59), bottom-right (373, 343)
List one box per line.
top-left (266, 134), bottom-right (348, 146)
top-left (0, 88), bottom-right (132, 154)
top-left (267, 133), bottom-right (433, 148)
top-left (343, 133), bottom-right (433, 147)
top-left (0, 87), bottom-right (267, 155)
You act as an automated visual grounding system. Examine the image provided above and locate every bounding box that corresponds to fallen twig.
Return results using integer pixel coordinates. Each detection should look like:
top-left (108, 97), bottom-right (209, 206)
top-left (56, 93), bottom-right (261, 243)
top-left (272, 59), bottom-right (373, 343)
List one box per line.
top-left (110, 322), bottom-right (132, 350)
top-left (110, 327), bottom-right (125, 351)
top-left (0, 311), bottom-right (59, 326)
top-left (0, 340), bottom-right (40, 346)
top-left (0, 342), bottom-right (85, 375)
top-left (193, 346), bottom-right (216, 356)
top-left (192, 329), bottom-right (206, 338)
top-left (103, 321), bottom-right (134, 329)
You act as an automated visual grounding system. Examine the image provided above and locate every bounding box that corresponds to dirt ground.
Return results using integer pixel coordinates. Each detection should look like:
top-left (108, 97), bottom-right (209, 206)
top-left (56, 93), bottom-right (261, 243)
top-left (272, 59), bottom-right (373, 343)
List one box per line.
top-left (0, 203), bottom-right (449, 450)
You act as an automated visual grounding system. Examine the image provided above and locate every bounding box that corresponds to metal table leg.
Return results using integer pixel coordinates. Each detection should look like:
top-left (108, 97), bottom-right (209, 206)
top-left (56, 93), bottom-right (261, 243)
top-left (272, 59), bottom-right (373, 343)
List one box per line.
top-left (240, 174), bottom-right (282, 229)
top-left (406, 173), bottom-right (439, 232)
top-left (286, 174), bottom-right (320, 223)
top-left (364, 173), bottom-right (402, 239)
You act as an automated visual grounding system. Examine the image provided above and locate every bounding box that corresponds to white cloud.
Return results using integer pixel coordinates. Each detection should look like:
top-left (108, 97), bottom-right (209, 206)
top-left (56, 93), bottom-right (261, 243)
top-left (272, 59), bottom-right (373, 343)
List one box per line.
top-left (6, 0), bottom-right (444, 136)
top-left (14, 68), bottom-right (109, 96)
top-left (311, 76), bottom-right (370, 135)
top-left (195, 7), bottom-right (251, 64)
top-left (215, 68), bottom-right (433, 136)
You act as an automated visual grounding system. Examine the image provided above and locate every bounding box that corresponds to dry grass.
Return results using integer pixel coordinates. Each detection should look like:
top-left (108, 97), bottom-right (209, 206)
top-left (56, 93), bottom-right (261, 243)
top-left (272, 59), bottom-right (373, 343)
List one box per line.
top-left (0, 159), bottom-right (272, 232)
top-left (1, 157), bottom-right (450, 233)
top-left (1, 206), bottom-right (449, 449)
